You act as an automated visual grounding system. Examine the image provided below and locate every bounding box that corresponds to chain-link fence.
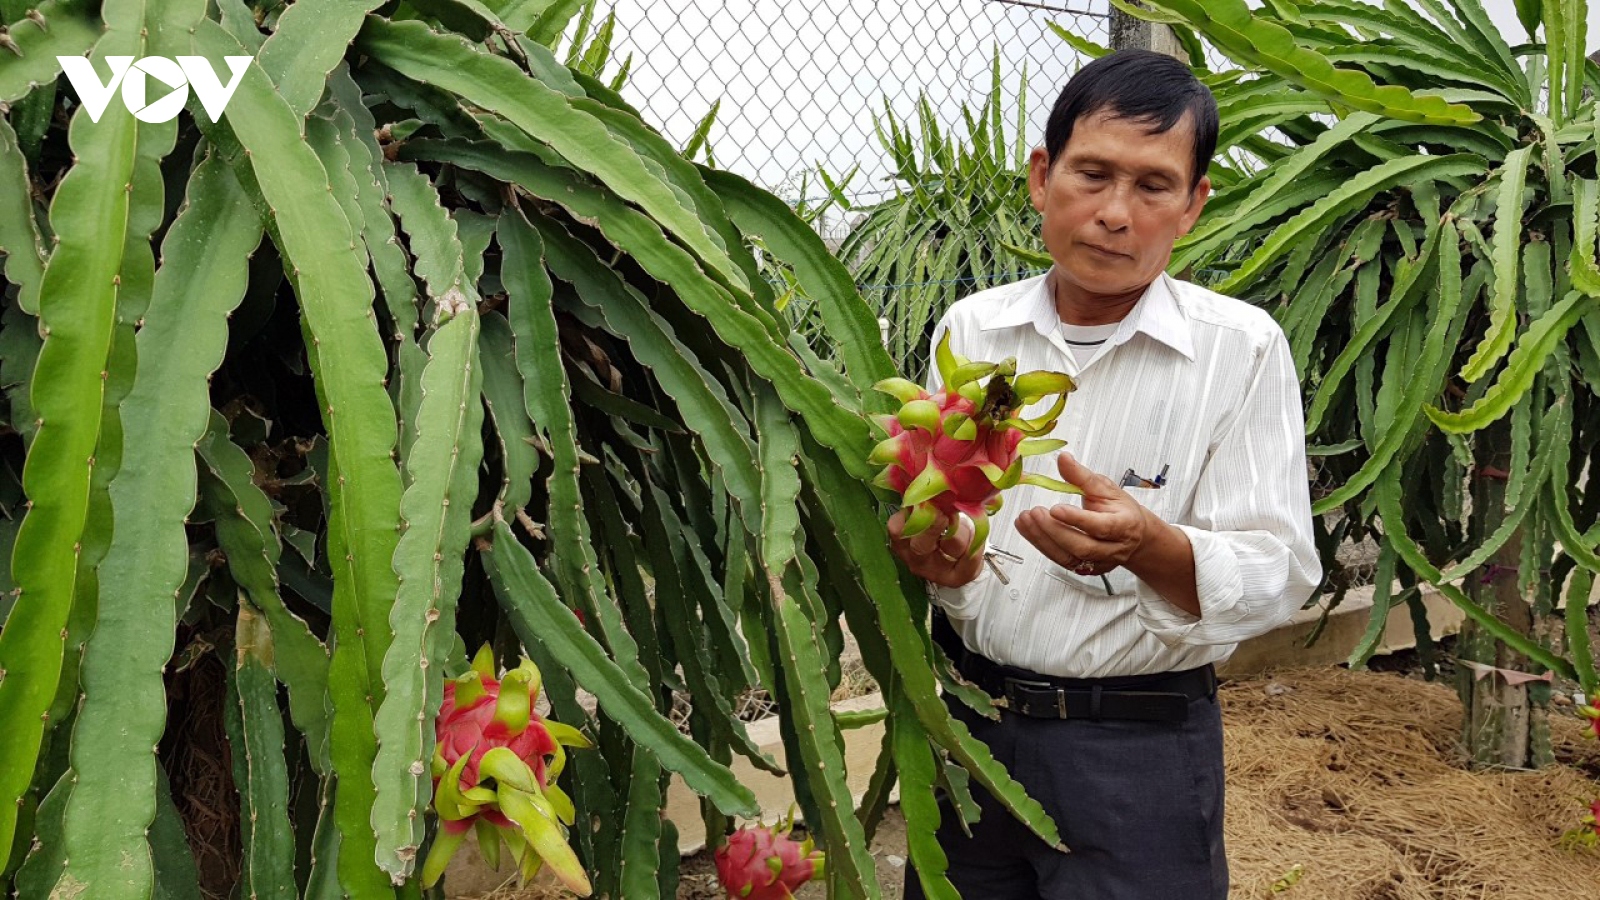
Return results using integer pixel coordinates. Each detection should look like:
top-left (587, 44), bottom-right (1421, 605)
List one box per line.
top-left (579, 1), bottom-right (1114, 376)
top-left (599, 0), bottom-right (1108, 216)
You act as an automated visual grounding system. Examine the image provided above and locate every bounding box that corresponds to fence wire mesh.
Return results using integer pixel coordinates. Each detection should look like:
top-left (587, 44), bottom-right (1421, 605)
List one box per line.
top-left (586, 1), bottom-right (1115, 376)
top-left (599, 1), bottom-right (1108, 212)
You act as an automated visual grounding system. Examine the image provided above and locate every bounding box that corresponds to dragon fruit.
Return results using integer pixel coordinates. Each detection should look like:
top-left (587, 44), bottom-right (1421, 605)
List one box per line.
top-left (714, 814), bottom-right (826, 900)
top-left (422, 646), bottom-right (593, 894)
top-left (1581, 694), bottom-right (1600, 740)
top-left (870, 331), bottom-right (1080, 551)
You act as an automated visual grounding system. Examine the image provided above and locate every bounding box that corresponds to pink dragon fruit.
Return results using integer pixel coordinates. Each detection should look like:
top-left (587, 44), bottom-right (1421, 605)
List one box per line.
top-left (422, 646), bottom-right (593, 894)
top-left (1580, 694), bottom-right (1600, 740)
top-left (870, 331), bottom-right (1080, 551)
top-left (715, 814), bottom-right (826, 900)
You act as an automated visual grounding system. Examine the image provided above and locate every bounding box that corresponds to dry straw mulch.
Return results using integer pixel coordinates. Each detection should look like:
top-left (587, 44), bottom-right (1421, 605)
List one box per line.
top-left (461, 666), bottom-right (1600, 899)
top-left (1221, 666), bottom-right (1600, 900)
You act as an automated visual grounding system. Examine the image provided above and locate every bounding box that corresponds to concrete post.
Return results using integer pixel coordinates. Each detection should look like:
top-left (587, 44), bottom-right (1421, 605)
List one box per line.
top-left (1108, 3), bottom-right (1187, 60)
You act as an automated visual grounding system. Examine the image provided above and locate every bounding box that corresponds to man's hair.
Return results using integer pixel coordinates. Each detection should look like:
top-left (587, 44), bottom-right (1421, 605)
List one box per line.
top-left (1043, 49), bottom-right (1218, 190)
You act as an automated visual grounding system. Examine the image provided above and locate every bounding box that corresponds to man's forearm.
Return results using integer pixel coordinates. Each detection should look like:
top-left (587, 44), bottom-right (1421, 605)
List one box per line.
top-left (1125, 507), bottom-right (1201, 617)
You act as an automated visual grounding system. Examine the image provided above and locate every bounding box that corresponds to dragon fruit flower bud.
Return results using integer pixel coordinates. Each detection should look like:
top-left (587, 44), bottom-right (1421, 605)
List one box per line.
top-left (869, 331), bottom-right (1080, 555)
top-left (423, 645), bottom-right (593, 895)
top-left (715, 820), bottom-right (826, 900)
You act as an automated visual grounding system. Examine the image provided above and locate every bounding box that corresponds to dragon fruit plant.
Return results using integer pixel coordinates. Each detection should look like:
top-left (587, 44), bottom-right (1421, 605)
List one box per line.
top-left (715, 812), bottom-right (827, 900)
top-left (869, 331), bottom-right (1080, 553)
top-left (423, 647), bottom-right (594, 894)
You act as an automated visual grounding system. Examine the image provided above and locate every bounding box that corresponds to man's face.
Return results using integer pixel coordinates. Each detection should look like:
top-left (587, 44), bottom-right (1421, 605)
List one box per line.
top-left (1028, 110), bottom-right (1211, 299)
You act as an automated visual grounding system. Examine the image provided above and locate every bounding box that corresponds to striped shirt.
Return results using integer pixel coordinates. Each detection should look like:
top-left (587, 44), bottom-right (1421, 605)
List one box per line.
top-left (925, 270), bottom-right (1323, 678)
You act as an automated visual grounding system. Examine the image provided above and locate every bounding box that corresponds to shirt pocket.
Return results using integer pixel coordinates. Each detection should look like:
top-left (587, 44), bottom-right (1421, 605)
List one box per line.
top-left (1123, 484), bottom-right (1180, 522)
top-left (1046, 562), bottom-right (1135, 596)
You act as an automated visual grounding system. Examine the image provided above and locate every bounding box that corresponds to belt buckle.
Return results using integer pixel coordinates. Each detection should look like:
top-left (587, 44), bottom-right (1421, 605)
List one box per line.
top-left (1004, 677), bottom-right (1068, 719)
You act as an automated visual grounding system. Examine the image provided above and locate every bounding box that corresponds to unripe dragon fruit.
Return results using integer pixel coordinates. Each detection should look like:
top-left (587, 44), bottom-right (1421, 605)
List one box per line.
top-left (715, 813), bottom-right (826, 900)
top-left (870, 331), bottom-right (1080, 551)
top-left (422, 646), bottom-right (593, 894)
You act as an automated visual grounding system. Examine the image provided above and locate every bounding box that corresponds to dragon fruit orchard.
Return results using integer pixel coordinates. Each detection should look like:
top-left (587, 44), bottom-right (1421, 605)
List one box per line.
top-left (870, 331), bottom-right (1081, 551)
top-left (424, 646), bottom-right (594, 894)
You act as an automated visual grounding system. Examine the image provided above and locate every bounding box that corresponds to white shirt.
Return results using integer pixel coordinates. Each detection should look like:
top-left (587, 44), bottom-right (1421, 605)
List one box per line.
top-left (926, 270), bottom-right (1323, 678)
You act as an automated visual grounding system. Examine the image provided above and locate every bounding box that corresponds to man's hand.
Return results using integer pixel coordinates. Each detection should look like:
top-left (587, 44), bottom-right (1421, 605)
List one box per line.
top-left (889, 508), bottom-right (985, 588)
top-left (1016, 452), bottom-right (1153, 577)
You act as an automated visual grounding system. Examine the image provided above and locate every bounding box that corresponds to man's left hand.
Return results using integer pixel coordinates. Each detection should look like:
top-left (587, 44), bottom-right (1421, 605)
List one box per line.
top-left (1016, 453), bottom-right (1154, 577)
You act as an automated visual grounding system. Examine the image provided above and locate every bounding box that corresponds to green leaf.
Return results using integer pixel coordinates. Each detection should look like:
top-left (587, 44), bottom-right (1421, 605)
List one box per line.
top-left (0, 0), bottom-right (101, 105)
top-left (1184, 112), bottom-right (1381, 251)
top-left (891, 699), bottom-right (961, 900)
top-left (1313, 221), bottom-right (1466, 513)
top-left (1514, 0), bottom-right (1542, 35)
top-left (482, 520), bottom-right (759, 816)
top-left (1459, 145), bottom-right (1533, 383)
top-left (515, 211), bottom-right (762, 515)
top-left (2, 0), bottom-right (192, 872)
top-left (1214, 153), bottom-right (1484, 294)
top-left (682, 98), bottom-right (721, 161)
top-left (227, 605), bottom-right (299, 900)
top-left (1437, 396), bottom-right (1565, 582)
top-left (256, 0), bottom-right (388, 119)
top-left (1321, 45), bottom-right (1524, 105)
top-left (1305, 224), bottom-right (1442, 434)
top-left (478, 313), bottom-right (541, 510)
top-left (523, 0), bottom-right (585, 44)
top-left (1347, 544), bottom-right (1400, 669)
top-left (0, 118), bottom-right (45, 315)
top-left (706, 167), bottom-right (897, 402)
top-left (193, 21), bottom-right (406, 897)
top-left (1426, 291), bottom-right (1598, 432)
top-left (407, 138), bottom-right (873, 476)
top-left (1139, 0), bottom-right (1481, 124)
top-left (356, 17), bottom-right (751, 294)
top-left (1570, 177), bottom-right (1600, 297)
top-left (618, 746), bottom-right (667, 898)
top-left (1375, 470), bottom-right (1575, 680)
top-left (769, 586), bottom-right (883, 899)
top-left (1047, 21), bottom-right (1112, 59)
top-left (371, 300), bottom-right (484, 879)
top-left (1565, 568), bottom-right (1597, 698)
top-left (196, 413), bottom-right (332, 770)
top-left (384, 162), bottom-right (466, 299)
top-left (150, 768), bottom-right (202, 900)
top-left (325, 67), bottom-right (420, 341)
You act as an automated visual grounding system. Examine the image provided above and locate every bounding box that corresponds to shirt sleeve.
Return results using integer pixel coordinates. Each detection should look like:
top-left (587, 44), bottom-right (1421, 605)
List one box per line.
top-left (1136, 328), bottom-right (1324, 646)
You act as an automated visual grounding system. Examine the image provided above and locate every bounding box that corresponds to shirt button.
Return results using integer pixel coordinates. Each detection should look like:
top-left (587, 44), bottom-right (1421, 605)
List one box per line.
top-left (1009, 588), bottom-right (1021, 600)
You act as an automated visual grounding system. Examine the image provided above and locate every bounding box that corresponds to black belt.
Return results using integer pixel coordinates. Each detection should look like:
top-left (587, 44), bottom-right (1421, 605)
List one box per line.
top-left (932, 609), bottom-right (1216, 723)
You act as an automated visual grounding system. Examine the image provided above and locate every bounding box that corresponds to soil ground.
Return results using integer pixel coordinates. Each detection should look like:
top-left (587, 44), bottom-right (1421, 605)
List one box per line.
top-left (465, 665), bottom-right (1600, 900)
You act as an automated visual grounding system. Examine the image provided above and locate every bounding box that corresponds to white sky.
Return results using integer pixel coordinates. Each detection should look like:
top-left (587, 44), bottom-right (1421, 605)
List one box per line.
top-left (595, 1), bottom-right (1600, 203)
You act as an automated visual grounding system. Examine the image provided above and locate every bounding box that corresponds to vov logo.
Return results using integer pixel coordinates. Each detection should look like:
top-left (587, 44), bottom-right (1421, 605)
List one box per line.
top-left (57, 56), bottom-right (252, 124)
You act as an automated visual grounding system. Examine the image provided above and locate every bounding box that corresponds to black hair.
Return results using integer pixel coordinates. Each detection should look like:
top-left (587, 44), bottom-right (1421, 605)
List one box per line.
top-left (1043, 49), bottom-right (1218, 190)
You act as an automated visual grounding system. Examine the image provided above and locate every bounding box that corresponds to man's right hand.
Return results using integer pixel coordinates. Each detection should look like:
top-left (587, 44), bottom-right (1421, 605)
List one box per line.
top-left (888, 508), bottom-right (986, 588)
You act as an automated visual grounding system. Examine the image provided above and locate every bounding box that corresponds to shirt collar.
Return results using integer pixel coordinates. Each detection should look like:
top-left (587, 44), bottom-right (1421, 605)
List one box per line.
top-left (980, 270), bottom-right (1195, 362)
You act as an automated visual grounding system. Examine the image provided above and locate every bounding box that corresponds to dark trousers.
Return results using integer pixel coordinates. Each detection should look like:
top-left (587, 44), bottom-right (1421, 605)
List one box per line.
top-left (903, 689), bottom-right (1229, 900)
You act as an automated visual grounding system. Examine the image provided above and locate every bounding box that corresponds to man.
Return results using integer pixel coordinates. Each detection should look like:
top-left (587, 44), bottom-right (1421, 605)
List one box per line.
top-left (891, 50), bottom-right (1322, 899)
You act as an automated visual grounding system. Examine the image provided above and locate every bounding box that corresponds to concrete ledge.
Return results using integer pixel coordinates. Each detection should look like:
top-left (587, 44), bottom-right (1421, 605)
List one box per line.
top-left (1219, 583), bottom-right (1463, 677)
top-left (663, 691), bottom-right (891, 856)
